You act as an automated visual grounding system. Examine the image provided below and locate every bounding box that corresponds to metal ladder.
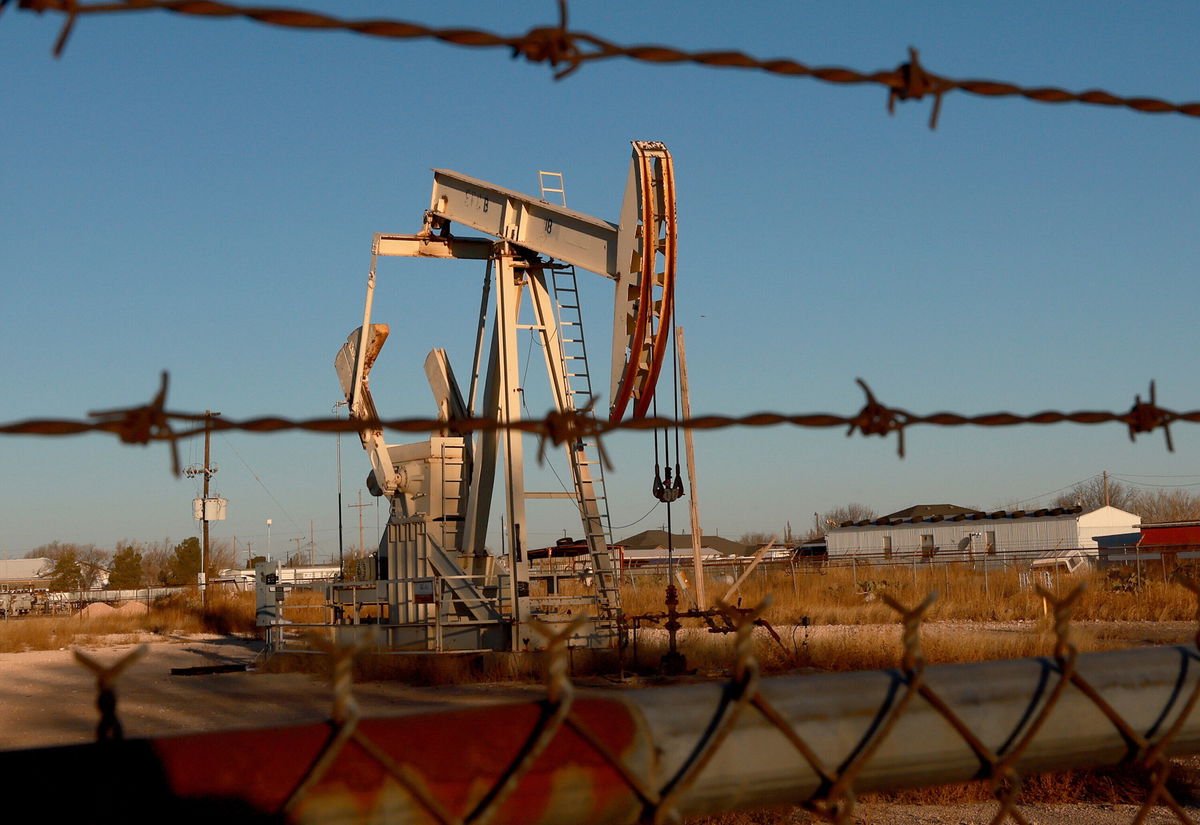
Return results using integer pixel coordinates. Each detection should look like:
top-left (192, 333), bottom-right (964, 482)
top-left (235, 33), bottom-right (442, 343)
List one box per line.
top-left (536, 172), bottom-right (620, 638)
top-left (549, 264), bottom-right (622, 628)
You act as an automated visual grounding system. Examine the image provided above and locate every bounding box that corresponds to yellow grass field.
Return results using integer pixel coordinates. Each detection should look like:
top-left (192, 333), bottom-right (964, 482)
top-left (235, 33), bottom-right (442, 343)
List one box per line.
top-left (1, 565), bottom-right (1195, 675)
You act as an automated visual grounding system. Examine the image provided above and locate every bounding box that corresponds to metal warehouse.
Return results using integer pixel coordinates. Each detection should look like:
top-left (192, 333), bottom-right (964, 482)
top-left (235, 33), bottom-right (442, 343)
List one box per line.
top-left (825, 503), bottom-right (1141, 562)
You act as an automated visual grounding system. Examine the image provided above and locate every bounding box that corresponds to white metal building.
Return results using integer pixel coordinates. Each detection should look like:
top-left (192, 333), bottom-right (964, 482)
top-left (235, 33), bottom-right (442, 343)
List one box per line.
top-left (0, 557), bottom-right (50, 589)
top-left (824, 504), bottom-right (1140, 563)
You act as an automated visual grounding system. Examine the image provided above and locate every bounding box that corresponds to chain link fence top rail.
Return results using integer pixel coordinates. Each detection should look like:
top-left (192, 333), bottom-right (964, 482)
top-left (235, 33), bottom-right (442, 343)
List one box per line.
top-left (7, 0), bottom-right (1200, 128)
top-left (6, 584), bottom-right (1200, 824)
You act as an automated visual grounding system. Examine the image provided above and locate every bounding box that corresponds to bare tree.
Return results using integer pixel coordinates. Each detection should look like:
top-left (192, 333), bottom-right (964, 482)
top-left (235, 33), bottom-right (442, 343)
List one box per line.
top-left (738, 531), bottom-right (780, 548)
top-left (25, 541), bottom-right (71, 560)
top-left (141, 541), bottom-right (174, 587)
top-left (816, 503), bottom-right (877, 534)
top-left (76, 546), bottom-right (111, 588)
top-left (341, 548), bottom-right (369, 580)
top-left (1131, 489), bottom-right (1200, 524)
top-left (26, 542), bottom-right (109, 588)
top-left (206, 538), bottom-right (238, 576)
top-left (1052, 477), bottom-right (1138, 513)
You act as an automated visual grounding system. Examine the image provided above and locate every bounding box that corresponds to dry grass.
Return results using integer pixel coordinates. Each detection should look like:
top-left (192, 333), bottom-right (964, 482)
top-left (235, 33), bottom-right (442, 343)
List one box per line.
top-left (617, 565), bottom-right (1199, 676)
top-left (259, 648), bottom-right (570, 685)
top-left (625, 565), bottom-right (1200, 627)
top-left (263, 566), bottom-right (1195, 680)
top-left (0, 590), bottom-right (256, 653)
top-left (278, 588), bottom-right (334, 624)
top-left (620, 623), bottom-right (1130, 677)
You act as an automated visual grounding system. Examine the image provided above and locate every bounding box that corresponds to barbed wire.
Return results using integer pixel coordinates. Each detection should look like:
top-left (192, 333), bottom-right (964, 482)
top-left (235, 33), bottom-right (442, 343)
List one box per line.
top-left (0, 372), bottom-right (1190, 475)
top-left (7, 0), bottom-right (1200, 129)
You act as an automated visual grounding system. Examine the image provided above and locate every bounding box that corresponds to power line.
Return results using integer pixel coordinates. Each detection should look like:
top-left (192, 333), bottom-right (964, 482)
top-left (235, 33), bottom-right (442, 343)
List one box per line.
top-left (218, 433), bottom-right (318, 552)
top-left (1110, 476), bottom-right (1200, 490)
top-left (1006, 472), bottom-right (1103, 508)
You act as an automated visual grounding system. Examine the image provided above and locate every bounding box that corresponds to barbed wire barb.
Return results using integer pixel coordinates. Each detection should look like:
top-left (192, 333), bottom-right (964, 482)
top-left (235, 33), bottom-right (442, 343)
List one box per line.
top-left (511, 0), bottom-right (581, 79)
top-left (74, 644), bottom-right (147, 741)
top-left (847, 377), bottom-right (909, 457)
top-left (535, 395), bottom-right (613, 471)
top-left (887, 46), bottom-right (952, 129)
top-left (85, 370), bottom-right (185, 475)
top-left (1128, 380), bottom-right (1175, 452)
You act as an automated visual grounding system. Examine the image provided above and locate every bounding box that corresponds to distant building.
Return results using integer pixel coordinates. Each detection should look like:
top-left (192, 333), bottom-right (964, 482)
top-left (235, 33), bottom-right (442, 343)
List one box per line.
top-left (1113, 520), bottom-right (1200, 571)
top-left (616, 530), bottom-right (750, 565)
top-left (825, 503), bottom-right (1140, 565)
top-left (0, 558), bottom-right (51, 590)
top-left (1137, 521), bottom-right (1200, 551)
top-left (216, 564), bottom-right (342, 587)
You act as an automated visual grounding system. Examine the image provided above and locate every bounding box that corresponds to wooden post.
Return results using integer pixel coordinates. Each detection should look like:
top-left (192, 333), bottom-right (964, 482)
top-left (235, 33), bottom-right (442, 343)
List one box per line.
top-left (676, 327), bottom-right (706, 609)
top-left (721, 545), bottom-right (769, 605)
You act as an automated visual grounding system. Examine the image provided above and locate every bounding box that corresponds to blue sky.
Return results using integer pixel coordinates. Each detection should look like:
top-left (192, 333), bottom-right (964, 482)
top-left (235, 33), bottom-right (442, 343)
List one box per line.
top-left (4, 2), bottom-right (1200, 559)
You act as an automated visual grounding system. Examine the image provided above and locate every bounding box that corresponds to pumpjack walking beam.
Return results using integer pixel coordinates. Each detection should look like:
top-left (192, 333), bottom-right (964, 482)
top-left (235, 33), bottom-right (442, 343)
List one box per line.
top-left (426, 140), bottom-right (678, 423)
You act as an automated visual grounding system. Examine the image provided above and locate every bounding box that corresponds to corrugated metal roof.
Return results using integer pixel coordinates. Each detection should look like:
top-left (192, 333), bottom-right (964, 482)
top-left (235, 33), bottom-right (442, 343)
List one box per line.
top-left (837, 505), bottom-right (1083, 529)
top-left (617, 530), bottom-right (751, 556)
top-left (882, 504), bottom-right (982, 520)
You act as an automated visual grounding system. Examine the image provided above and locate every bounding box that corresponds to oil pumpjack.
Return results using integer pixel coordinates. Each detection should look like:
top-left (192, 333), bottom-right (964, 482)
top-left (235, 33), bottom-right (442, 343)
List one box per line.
top-left (328, 141), bottom-right (678, 652)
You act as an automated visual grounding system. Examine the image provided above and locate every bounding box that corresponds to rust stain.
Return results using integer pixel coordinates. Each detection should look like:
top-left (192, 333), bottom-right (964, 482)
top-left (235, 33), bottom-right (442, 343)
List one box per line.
top-left (144, 696), bottom-right (649, 824)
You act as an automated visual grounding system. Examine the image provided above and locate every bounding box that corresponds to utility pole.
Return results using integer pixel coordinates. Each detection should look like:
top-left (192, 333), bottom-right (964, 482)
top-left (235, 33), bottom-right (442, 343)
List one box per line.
top-left (676, 327), bottom-right (707, 610)
top-left (309, 519), bottom-right (316, 564)
top-left (184, 410), bottom-right (220, 605)
top-left (1103, 470), bottom-right (1110, 507)
top-left (350, 490), bottom-right (372, 557)
top-left (289, 536), bottom-right (304, 564)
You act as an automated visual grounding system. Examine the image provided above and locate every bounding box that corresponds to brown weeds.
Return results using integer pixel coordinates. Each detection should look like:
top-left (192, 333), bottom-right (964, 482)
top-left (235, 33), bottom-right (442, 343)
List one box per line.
top-left (0, 590), bottom-right (256, 652)
top-left (626, 564), bottom-right (1200, 627)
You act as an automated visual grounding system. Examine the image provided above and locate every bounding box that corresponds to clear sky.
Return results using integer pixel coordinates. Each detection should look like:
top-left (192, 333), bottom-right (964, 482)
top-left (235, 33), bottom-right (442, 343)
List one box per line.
top-left (3, 2), bottom-right (1200, 560)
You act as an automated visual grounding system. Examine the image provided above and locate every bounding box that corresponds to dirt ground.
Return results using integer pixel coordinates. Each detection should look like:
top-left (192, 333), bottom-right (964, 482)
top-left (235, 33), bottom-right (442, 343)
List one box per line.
top-left (0, 632), bottom-right (539, 751)
top-left (2, 626), bottom-right (1197, 824)
top-left (851, 803), bottom-right (1189, 824)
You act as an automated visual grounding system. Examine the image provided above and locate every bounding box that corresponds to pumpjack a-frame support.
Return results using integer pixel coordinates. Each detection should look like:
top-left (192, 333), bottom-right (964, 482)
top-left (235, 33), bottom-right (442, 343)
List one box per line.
top-left (336, 141), bottom-right (678, 652)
